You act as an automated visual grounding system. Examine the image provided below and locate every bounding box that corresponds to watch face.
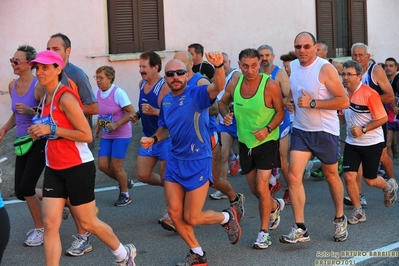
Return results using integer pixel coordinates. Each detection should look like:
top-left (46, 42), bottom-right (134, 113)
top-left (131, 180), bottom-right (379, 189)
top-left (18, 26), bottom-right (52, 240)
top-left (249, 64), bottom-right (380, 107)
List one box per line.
top-left (310, 100), bottom-right (316, 108)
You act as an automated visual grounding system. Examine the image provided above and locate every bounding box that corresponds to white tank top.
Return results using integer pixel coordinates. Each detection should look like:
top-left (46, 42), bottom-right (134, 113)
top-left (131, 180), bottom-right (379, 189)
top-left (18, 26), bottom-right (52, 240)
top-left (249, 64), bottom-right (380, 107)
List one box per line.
top-left (290, 57), bottom-right (339, 136)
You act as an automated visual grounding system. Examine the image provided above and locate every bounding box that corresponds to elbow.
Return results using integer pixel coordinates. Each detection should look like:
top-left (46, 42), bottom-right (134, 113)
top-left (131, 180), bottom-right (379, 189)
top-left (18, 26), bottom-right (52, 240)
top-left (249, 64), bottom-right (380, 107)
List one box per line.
top-left (83, 132), bottom-right (93, 143)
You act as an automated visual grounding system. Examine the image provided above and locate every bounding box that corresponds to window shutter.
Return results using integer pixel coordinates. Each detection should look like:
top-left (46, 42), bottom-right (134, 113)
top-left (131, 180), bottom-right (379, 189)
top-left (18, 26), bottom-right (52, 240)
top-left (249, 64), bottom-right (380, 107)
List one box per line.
top-left (316, 0), bottom-right (336, 57)
top-left (350, 0), bottom-right (367, 45)
top-left (138, 0), bottom-right (165, 51)
top-left (108, 0), bottom-right (139, 54)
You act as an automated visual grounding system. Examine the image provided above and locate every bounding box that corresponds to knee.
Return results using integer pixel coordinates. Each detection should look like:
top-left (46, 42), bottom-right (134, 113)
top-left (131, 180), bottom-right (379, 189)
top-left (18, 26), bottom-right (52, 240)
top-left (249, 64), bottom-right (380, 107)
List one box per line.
top-left (363, 178), bottom-right (374, 186)
top-left (97, 162), bottom-right (108, 173)
top-left (136, 169), bottom-right (150, 183)
top-left (183, 213), bottom-right (200, 226)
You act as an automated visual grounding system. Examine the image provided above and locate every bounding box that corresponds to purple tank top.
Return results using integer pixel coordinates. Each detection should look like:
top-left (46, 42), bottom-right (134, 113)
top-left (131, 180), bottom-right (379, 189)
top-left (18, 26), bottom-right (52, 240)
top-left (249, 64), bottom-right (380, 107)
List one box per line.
top-left (97, 85), bottom-right (132, 139)
top-left (11, 77), bottom-right (39, 137)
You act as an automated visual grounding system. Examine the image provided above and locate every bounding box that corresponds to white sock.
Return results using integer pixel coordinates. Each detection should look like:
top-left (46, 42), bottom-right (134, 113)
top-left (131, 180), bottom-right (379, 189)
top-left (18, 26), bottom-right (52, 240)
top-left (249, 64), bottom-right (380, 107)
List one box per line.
top-left (191, 247), bottom-right (204, 256)
top-left (112, 243), bottom-right (127, 262)
top-left (269, 176), bottom-right (276, 186)
top-left (229, 154), bottom-right (236, 161)
top-left (384, 182), bottom-right (392, 192)
top-left (221, 211), bottom-right (230, 224)
top-left (121, 192), bottom-right (130, 198)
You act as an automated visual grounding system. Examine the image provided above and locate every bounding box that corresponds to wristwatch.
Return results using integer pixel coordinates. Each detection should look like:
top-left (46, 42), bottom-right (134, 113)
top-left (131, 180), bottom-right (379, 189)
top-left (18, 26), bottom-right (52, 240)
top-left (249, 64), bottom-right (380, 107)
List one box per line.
top-left (310, 99), bottom-right (316, 108)
top-left (50, 124), bottom-right (58, 135)
top-left (266, 126), bottom-right (273, 133)
top-left (361, 126), bottom-right (367, 134)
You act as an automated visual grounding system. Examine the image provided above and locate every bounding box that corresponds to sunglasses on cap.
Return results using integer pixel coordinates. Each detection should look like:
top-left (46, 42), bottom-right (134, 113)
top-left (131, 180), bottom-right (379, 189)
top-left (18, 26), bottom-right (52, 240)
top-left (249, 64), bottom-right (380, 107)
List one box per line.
top-left (165, 69), bottom-right (187, 77)
top-left (10, 58), bottom-right (27, 65)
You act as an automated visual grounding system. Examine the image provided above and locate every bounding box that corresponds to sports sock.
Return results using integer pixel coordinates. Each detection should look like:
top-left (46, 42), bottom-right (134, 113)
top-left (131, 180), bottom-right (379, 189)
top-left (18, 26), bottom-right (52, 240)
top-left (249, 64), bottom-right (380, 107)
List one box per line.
top-left (112, 243), bottom-right (128, 262)
top-left (191, 247), bottom-right (204, 256)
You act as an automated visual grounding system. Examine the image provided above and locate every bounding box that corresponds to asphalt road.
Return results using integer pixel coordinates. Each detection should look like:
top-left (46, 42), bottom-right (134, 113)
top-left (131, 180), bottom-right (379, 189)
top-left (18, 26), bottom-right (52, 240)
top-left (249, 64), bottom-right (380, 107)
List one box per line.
top-left (2, 164), bottom-right (399, 266)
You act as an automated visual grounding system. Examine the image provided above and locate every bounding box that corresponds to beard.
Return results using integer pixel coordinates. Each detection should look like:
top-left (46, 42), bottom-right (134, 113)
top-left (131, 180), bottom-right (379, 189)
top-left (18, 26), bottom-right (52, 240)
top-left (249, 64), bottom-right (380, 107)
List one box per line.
top-left (168, 79), bottom-right (187, 93)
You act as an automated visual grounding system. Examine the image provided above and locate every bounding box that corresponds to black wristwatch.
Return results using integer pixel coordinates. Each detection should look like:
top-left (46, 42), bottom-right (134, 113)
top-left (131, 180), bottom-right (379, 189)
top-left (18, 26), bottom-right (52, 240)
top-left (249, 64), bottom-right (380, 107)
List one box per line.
top-left (310, 99), bottom-right (316, 108)
top-left (361, 126), bottom-right (367, 134)
top-left (266, 126), bottom-right (273, 133)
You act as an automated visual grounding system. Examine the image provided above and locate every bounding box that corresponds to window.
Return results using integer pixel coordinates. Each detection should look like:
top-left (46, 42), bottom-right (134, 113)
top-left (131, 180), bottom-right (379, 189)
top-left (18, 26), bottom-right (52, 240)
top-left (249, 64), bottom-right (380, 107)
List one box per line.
top-left (107, 0), bottom-right (165, 54)
top-left (316, 0), bottom-right (367, 58)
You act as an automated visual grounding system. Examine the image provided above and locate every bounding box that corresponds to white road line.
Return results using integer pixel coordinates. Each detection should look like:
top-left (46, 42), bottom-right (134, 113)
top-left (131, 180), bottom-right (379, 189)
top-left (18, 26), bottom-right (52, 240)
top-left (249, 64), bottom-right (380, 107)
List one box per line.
top-left (351, 242), bottom-right (399, 263)
top-left (4, 181), bottom-right (148, 205)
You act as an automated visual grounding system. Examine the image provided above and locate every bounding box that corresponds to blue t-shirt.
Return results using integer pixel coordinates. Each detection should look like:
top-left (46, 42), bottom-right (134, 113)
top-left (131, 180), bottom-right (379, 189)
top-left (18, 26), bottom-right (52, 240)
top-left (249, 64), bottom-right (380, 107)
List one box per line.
top-left (159, 85), bottom-right (214, 160)
top-left (138, 78), bottom-right (165, 137)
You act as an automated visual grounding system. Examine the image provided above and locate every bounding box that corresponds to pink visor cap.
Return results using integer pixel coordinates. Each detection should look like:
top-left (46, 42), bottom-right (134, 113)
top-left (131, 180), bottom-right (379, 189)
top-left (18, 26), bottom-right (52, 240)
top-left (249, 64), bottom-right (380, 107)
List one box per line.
top-left (29, 50), bottom-right (64, 69)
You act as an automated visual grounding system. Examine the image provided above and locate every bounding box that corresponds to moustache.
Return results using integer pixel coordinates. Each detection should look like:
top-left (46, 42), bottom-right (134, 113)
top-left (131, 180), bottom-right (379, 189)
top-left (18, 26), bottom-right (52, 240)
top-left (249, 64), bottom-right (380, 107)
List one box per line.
top-left (140, 72), bottom-right (147, 75)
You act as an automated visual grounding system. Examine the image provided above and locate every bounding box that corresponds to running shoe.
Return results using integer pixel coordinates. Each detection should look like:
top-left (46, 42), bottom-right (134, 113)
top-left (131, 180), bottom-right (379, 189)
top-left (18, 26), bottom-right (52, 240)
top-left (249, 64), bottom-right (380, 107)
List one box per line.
top-left (209, 190), bottom-right (228, 200)
top-left (65, 234), bottom-right (93, 256)
top-left (230, 193), bottom-right (245, 222)
top-left (348, 208), bottom-right (366, 225)
top-left (283, 189), bottom-right (291, 205)
top-left (333, 216), bottom-right (348, 242)
top-left (158, 210), bottom-right (176, 232)
top-left (127, 179), bottom-right (134, 189)
top-left (271, 168), bottom-right (280, 179)
top-left (113, 244), bottom-right (136, 266)
top-left (269, 179), bottom-right (282, 198)
top-left (343, 194), bottom-right (367, 206)
top-left (252, 231), bottom-right (272, 249)
top-left (279, 225), bottom-right (310, 244)
top-left (229, 155), bottom-right (240, 176)
top-left (24, 228), bottom-right (44, 247)
top-left (269, 198), bottom-right (285, 230)
top-left (311, 167), bottom-right (324, 179)
top-left (222, 207), bottom-right (242, 245)
top-left (175, 250), bottom-right (208, 266)
top-left (303, 160), bottom-right (314, 179)
top-left (384, 178), bottom-right (398, 207)
top-left (63, 207), bottom-right (71, 220)
top-left (115, 193), bottom-right (132, 207)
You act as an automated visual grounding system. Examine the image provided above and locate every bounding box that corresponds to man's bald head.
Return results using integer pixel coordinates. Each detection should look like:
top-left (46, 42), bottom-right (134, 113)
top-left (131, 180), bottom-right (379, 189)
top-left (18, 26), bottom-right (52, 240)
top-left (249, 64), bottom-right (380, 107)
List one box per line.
top-left (173, 51), bottom-right (193, 71)
top-left (165, 58), bottom-right (187, 72)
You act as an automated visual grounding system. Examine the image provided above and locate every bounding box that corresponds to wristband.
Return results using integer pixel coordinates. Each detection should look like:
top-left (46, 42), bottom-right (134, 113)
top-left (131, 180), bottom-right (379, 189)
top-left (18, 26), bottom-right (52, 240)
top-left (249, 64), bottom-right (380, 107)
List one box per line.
top-left (50, 124), bottom-right (58, 135)
top-left (151, 135), bottom-right (158, 144)
top-left (214, 63), bottom-right (224, 69)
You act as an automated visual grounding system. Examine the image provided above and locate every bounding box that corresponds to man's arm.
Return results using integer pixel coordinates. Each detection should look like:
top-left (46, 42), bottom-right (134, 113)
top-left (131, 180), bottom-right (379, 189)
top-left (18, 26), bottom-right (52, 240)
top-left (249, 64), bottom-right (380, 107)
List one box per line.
top-left (74, 69), bottom-right (98, 115)
top-left (299, 63), bottom-right (349, 110)
top-left (372, 65), bottom-right (395, 104)
top-left (252, 79), bottom-right (285, 141)
top-left (218, 74), bottom-right (238, 120)
top-left (276, 68), bottom-right (291, 107)
top-left (140, 126), bottom-right (169, 149)
top-left (265, 79), bottom-right (285, 130)
top-left (204, 52), bottom-right (225, 100)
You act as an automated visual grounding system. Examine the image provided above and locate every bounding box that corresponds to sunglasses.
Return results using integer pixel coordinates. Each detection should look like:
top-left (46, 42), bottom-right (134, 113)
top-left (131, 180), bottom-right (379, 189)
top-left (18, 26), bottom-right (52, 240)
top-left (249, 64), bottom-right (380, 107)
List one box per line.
top-left (341, 73), bottom-right (359, 77)
top-left (165, 69), bottom-right (187, 77)
top-left (294, 44), bottom-right (313, 50)
top-left (9, 58), bottom-right (27, 65)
